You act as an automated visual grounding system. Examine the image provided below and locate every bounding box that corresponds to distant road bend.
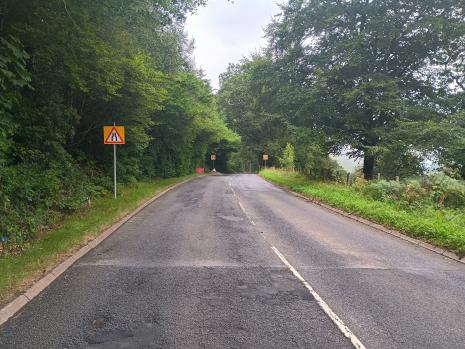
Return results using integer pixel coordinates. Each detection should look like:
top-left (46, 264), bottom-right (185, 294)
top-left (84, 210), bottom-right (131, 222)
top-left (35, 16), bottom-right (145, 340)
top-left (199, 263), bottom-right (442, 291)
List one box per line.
top-left (1, 174), bottom-right (465, 348)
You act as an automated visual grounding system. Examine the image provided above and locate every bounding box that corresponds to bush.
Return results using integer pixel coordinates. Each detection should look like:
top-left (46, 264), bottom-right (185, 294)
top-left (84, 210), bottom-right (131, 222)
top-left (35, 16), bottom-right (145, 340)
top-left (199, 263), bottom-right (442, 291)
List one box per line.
top-left (363, 180), bottom-right (404, 201)
top-left (362, 172), bottom-right (465, 209)
top-left (279, 143), bottom-right (296, 170)
top-left (0, 161), bottom-right (102, 248)
top-left (296, 145), bottom-right (342, 180)
top-left (430, 172), bottom-right (465, 208)
top-left (401, 179), bottom-right (429, 206)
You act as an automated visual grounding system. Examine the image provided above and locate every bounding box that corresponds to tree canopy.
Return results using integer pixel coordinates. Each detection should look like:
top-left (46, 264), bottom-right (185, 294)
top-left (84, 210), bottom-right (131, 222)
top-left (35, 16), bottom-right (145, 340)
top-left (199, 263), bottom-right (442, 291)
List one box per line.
top-left (0, 0), bottom-right (238, 244)
top-left (219, 0), bottom-right (465, 180)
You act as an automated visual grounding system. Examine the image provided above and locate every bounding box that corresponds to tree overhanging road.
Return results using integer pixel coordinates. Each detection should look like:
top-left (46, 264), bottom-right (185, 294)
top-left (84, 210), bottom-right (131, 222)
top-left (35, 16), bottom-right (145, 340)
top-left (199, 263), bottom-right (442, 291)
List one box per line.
top-left (1, 175), bottom-right (465, 348)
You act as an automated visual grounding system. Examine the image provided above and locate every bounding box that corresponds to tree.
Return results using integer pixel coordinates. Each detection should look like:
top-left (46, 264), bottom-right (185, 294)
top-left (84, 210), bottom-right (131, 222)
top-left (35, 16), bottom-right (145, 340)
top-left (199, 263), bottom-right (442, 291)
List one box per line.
top-left (279, 143), bottom-right (295, 170)
top-left (0, 35), bottom-right (31, 165)
top-left (391, 111), bottom-right (465, 178)
top-left (218, 56), bottom-right (291, 168)
top-left (267, 0), bottom-right (465, 179)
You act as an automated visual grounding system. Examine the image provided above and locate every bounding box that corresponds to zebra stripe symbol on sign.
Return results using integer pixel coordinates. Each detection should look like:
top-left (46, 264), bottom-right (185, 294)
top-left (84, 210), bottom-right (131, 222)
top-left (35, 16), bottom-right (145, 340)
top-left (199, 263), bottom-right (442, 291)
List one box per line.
top-left (104, 126), bottom-right (125, 144)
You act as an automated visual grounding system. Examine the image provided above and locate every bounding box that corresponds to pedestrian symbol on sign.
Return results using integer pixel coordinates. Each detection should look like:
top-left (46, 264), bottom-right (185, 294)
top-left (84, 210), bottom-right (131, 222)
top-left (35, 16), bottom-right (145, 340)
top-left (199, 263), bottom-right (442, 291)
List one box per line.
top-left (111, 130), bottom-right (119, 142)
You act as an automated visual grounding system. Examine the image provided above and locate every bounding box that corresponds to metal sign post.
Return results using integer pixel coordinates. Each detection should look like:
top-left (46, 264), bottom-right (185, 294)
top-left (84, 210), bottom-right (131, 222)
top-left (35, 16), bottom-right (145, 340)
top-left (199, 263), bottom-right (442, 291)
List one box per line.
top-left (104, 124), bottom-right (126, 199)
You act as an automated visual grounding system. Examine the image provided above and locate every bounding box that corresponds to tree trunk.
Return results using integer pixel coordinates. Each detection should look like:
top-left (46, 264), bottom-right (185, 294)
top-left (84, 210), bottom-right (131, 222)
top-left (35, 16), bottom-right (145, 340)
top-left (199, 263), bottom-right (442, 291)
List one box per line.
top-left (363, 154), bottom-right (375, 180)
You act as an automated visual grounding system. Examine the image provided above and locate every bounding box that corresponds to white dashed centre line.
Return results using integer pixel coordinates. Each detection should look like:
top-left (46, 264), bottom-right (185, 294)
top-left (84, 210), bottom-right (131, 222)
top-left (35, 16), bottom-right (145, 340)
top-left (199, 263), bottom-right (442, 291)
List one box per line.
top-left (232, 181), bottom-right (366, 349)
top-left (238, 201), bottom-right (256, 226)
top-left (270, 246), bottom-right (366, 349)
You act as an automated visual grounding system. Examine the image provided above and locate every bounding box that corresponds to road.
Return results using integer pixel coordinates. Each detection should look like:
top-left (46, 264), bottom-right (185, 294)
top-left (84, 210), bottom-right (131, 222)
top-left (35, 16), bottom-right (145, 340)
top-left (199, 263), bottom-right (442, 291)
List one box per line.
top-left (1, 174), bottom-right (465, 348)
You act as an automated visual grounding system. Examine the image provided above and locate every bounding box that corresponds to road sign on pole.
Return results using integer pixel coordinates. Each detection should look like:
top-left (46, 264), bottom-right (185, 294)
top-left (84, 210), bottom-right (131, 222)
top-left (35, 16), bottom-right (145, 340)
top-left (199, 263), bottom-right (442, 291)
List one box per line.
top-left (113, 142), bottom-right (117, 199)
top-left (211, 154), bottom-right (216, 172)
top-left (263, 154), bottom-right (268, 169)
top-left (104, 125), bottom-right (125, 199)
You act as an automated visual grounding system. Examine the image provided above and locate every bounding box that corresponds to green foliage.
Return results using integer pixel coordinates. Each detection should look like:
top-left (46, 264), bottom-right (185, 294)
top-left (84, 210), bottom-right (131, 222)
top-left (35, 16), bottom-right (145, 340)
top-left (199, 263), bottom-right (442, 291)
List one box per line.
top-left (0, 35), bottom-right (31, 165)
top-left (218, 57), bottom-right (337, 176)
top-left (218, 56), bottom-right (289, 169)
top-left (0, 35), bottom-right (30, 111)
top-left (0, 161), bottom-right (104, 246)
top-left (392, 111), bottom-right (465, 178)
top-left (219, 0), bottom-right (465, 180)
top-left (278, 143), bottom-right (295, 170)
top-left (362, 173), bottom-right (465, 209)
top-left (264, 0), bottom-right (465, 178)
top-left (298, 145), bottom-right (342, 181)
top-left (226, 152), bottom-right (245, 173)
top-left (0, 0), bottom-right (237, 249)
top-left (144, 72), bottom-right (239, 177)
top-left (364, 180), bottom-right (413, 202)
top-left (430, 173), bottom-right (465, 209)
top-left (216, 0), bottom-right (465, 182)
top-left (225, 146), bottom-right (260, 173)
top-left (373, 145), bottom-right (426, 180)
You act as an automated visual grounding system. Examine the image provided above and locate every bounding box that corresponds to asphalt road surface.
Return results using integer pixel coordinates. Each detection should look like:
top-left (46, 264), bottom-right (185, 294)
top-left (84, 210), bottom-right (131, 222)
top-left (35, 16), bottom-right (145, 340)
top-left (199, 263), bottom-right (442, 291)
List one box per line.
top-left (1, 174), bottom-right (465, 348)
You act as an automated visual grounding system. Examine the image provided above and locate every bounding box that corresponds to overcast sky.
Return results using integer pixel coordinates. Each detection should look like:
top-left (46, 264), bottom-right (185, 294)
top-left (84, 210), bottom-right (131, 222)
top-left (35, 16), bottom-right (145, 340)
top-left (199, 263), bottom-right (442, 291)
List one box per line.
top-left (186, 0), bottom-right (281, 90)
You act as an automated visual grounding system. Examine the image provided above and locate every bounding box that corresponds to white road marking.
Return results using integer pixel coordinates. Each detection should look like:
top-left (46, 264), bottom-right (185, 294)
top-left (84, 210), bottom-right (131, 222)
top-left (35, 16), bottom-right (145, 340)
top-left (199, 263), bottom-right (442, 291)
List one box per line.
top-left (238, 201), bottom-right (248, 216)
top-left (234, 182), bottom-right (365, 348)
top-left (237, 200), bottom-right (255, 226)
top-left (229, 182), bottom-right (237, 197)
top-left (271, 246), bottom-right (367, 349)
top-left (233, 183), bottom-right (256, 226)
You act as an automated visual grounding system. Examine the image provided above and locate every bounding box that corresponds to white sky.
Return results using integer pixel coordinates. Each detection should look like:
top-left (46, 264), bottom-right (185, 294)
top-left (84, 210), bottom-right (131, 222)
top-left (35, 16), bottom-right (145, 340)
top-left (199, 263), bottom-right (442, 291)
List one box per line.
top-left (186, 0), bottom-right (281, 90)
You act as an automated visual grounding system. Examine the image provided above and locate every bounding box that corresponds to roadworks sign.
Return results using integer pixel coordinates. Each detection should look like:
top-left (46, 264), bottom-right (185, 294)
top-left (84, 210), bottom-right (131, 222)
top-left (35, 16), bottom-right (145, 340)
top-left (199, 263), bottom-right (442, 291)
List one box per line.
top-left (104, 126), bottom-right (125, 144)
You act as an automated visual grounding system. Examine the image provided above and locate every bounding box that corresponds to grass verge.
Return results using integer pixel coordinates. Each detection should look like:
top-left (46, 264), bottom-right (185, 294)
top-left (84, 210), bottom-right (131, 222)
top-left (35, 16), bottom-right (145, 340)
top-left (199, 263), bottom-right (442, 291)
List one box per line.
top-left (260, 169), bottom-right (465, 256)
top-left (0, 175), bottom-right (195, 305)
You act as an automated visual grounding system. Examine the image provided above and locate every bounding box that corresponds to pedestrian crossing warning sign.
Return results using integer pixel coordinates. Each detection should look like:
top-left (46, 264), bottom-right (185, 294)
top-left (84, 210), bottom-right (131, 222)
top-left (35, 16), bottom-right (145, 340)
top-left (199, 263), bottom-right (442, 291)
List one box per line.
top-left (104, 126), bottom-right (125, 144)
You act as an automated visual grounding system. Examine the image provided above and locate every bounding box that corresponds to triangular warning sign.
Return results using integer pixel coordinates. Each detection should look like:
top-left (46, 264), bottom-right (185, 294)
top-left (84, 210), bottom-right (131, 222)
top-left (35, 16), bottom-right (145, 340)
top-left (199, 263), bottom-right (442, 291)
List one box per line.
top-left (104, 127), bottom-right (125, 144)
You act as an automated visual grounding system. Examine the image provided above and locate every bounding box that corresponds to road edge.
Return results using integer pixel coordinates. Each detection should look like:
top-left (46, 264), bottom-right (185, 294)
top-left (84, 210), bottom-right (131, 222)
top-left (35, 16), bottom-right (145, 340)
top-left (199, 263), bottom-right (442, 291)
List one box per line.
top-left (0, 176), bottom-right (197, 327)
top-left (260, 175), bottom-right (465, 266)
